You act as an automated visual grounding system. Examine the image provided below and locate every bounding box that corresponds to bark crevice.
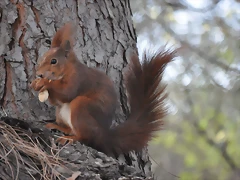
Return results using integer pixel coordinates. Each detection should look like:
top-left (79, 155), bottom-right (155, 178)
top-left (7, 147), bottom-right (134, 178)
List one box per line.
top-left (0, 0), bottom-right (153, 178)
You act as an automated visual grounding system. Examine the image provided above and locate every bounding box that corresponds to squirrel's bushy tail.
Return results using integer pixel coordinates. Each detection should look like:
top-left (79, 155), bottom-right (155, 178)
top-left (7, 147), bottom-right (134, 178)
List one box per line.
top-left (91, 49), bottom-right (174, 156)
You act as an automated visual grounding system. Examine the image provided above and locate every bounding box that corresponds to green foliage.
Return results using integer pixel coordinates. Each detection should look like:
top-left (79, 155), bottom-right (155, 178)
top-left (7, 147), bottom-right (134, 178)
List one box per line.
top-left (184, 151), bottom-right (197, 168)
top-left (131, 0), bottom-right (240, 179)
top-left (198, 117), bottom-right (208, 131)
top-left (150, 97), bottom-right (239, 179)
top-left (152, 131), bottom-right (177, 148)
top-left (219, 48), bottom-right (234, 64)
top-left (180, 172), bottom-right (200, 180)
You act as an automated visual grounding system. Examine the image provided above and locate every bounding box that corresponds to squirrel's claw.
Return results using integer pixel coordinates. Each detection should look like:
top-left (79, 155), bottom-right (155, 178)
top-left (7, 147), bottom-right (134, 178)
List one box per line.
top-left (56, 136), bottom-right (74, 145)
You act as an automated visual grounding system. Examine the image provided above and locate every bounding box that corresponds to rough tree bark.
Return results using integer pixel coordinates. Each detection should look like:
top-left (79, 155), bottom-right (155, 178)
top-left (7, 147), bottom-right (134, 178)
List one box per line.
top-left (0, 0), bottom-right (153, 179)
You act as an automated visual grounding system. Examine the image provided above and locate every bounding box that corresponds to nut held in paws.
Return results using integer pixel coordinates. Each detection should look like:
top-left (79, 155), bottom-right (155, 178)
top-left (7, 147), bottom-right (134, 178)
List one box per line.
top-left (38, 90), bottom-right (49, 102)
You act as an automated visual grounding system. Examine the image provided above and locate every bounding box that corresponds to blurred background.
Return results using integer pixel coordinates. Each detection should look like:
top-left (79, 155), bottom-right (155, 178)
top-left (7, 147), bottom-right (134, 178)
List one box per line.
top-left (130, 0), bottom-right (240, 179)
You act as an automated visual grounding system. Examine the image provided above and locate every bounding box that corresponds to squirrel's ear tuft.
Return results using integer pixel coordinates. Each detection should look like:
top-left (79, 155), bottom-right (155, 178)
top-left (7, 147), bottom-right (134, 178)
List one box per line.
top-left (61, 40), bottom-right (71, 57)
top-left (51, 22), bottom-right (75, 49)
top-left (51, 27), bottom-right (64, 48)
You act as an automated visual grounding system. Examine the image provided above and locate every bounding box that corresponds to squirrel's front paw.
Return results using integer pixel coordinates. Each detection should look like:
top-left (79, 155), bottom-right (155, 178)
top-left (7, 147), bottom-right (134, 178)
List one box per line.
top-left (31, 78), bottom-right (48, 92)
top-left (45, 123), bottom-right (57, 130)
top-left (30, 78), bottom-right (39, 91)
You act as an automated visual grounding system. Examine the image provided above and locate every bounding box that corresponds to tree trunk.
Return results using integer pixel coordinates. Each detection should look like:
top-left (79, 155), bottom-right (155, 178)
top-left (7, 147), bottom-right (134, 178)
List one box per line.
top-left (0, 0), bottom-right (153, 179)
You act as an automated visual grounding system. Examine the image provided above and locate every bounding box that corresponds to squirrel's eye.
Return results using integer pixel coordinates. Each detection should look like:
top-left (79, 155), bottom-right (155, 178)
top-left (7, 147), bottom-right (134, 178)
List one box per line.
top-left (51, 59), bottom-right (57, 64)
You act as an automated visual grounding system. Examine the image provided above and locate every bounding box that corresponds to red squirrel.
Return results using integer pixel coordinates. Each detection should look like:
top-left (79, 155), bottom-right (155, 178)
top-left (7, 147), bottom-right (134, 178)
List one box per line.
top-left (31, 23), bottom-right (174, 156)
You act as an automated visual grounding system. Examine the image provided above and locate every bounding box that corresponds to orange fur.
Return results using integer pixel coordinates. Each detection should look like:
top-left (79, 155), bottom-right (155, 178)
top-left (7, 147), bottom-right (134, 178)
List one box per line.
top-left (31, 23), bottom-right (174, 156)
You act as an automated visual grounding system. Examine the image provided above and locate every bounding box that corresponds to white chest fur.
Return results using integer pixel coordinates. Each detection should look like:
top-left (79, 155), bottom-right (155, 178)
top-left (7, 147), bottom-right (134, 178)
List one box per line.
top-left (59, 103), bottom-right (72, 129)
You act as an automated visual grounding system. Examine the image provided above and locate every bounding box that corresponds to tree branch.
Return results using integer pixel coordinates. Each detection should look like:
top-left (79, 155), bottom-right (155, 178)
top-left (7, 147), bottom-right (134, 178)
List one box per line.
top-left (183, 89), bottom-right (237, 171)
top-left (153, 15), bottom-right (240, 74)
top-left (163, 0), bottom-right (221, 13)
top-left (0, 116), bottom-right (151, 180)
